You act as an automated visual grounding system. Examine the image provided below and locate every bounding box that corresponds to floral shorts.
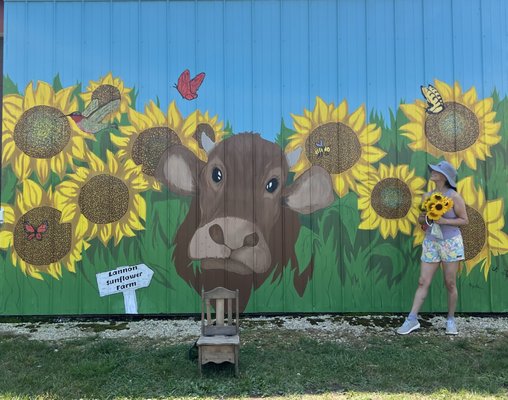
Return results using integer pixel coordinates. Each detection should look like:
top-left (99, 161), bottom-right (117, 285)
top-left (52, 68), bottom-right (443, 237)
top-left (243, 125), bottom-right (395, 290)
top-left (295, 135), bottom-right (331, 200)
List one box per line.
top-left (421, 235), bottom-right (465, 263)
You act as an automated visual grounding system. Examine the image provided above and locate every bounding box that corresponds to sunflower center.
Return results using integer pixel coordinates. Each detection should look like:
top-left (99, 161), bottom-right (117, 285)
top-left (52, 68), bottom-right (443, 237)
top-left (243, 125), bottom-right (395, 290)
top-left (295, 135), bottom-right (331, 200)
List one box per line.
top-left (132, 127), bottom-right (181, 176)
top-left (13, 206), bottom-right (72, 266)
top-left (194, 123), bottom-right (216, 149)
top-left (371, 178), bottom-right (412, 219)
top-left (425, 102), bottom-right (479, 152)
top-left (79, 174), bottom-right (130, 224)
top-left (13, 105), bottom-right (71, 158)
top-left (92, 84), bottom-right (121, 107)
top-left (460, 206), bottom-right (486, 260)
top-left (305, 122), bottom-right (361, 174)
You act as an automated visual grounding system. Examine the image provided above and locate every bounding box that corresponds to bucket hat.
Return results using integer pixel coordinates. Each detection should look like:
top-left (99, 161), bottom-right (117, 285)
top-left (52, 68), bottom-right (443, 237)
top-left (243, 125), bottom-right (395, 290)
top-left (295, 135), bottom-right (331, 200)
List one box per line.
top-left (428, 161), bottom-right (457, 189)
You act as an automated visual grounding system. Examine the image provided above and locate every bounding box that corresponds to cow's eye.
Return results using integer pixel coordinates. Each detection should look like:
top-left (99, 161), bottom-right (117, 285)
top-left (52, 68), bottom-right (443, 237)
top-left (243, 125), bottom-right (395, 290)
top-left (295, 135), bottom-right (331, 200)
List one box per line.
top-left (212, 167), bottom-right (223, 183)
top-left (265, 178), bottom-right (279, 193)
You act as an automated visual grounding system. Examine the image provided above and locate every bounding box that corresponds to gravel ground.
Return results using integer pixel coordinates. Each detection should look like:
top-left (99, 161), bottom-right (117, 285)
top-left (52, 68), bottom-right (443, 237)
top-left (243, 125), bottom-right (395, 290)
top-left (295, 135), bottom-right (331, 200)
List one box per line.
top-left (0, 314), bottom-right (507, 343)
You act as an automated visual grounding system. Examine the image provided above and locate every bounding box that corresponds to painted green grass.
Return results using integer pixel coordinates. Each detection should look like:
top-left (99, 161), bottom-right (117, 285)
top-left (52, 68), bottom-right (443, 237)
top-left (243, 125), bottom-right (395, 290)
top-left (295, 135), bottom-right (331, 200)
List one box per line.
top-left (0, 329), bottom-right (506, 399)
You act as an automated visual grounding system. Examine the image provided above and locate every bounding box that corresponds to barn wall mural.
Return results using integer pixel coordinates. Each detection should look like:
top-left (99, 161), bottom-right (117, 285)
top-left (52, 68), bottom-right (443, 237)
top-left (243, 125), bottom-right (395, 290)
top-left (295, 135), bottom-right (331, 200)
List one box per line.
top-left (1, 0), bottom-right (508, 315)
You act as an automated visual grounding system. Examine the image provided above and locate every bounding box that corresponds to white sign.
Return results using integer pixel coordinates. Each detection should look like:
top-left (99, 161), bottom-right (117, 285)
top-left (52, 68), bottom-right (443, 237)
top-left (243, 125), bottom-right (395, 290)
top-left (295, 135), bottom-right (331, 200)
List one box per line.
top-left (96, 264), bottom-right (154, 314)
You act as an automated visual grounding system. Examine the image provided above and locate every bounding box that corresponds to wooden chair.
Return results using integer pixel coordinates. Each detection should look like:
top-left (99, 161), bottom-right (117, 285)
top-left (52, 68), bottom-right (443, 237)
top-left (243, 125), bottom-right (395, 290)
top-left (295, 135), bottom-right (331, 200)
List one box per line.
top-left (196, 287), bottom-right (240, 376)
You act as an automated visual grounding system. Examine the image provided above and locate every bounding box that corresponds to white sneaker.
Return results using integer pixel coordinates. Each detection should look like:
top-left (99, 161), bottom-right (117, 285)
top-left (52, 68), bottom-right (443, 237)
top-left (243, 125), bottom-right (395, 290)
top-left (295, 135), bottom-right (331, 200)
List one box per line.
top-left (396, 318), bottom-right (420, 335)
top-left (446, 319), bottom-right (458, 335)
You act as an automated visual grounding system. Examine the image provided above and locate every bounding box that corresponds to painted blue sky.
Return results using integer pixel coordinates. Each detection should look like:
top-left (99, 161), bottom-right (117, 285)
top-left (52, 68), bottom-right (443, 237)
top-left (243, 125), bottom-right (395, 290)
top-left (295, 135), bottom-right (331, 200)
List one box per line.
top-left (5, 0), bottom-right (508, 141)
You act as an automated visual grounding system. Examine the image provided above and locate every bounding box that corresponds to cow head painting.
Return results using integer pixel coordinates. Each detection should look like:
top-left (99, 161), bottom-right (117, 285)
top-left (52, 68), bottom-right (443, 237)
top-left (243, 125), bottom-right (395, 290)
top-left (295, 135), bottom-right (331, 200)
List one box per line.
top-left (156, 133), bottom-right (334, 311)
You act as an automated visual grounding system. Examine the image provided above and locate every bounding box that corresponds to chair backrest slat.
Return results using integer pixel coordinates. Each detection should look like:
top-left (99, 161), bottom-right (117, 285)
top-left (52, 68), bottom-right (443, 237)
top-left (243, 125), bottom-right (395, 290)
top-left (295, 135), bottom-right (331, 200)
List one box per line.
top-left (227, 298), bottom-right (232, 325)
top-left (200, 287), bottom-right (239, 336)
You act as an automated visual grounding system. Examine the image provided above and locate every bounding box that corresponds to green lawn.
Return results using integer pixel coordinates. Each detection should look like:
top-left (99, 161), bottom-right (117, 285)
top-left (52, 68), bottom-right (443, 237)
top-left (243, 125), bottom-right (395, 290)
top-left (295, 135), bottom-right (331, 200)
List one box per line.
top-left (0, 323), bottom-right (506, 400)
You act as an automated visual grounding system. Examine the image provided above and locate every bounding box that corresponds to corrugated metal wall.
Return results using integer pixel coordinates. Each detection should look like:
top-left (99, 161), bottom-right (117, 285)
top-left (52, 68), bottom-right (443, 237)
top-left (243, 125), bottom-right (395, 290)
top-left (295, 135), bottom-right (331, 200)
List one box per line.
top-left (1, 0), bottom-right (507, 315)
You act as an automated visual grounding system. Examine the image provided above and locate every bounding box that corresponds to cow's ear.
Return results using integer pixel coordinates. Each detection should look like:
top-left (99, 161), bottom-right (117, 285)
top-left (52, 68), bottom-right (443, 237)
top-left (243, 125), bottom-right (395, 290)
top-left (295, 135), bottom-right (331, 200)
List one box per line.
top-left (282, 166), bottom-right (334, 214)
top-left (155, 145), bottom-right (205, 196)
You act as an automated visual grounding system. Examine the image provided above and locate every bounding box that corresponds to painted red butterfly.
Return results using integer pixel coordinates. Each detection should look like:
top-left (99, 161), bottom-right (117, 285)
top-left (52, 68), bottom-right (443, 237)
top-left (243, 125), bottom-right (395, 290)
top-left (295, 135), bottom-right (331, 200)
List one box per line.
top-left (23, 220), bottom-right (49, 240)
top-left (174, 69), bottom-right (205, 100)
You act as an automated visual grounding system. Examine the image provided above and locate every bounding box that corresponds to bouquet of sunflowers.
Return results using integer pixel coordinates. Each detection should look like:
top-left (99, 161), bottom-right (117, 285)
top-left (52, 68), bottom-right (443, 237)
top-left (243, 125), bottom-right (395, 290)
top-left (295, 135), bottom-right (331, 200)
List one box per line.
top-left (421, 192), bottom-right (454, 239)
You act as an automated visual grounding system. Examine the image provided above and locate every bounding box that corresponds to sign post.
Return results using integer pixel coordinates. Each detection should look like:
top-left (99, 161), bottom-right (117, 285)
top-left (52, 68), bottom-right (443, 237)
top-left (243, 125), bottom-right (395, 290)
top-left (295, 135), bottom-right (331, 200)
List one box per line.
top-left (96, 263), bottom-right (154, 314)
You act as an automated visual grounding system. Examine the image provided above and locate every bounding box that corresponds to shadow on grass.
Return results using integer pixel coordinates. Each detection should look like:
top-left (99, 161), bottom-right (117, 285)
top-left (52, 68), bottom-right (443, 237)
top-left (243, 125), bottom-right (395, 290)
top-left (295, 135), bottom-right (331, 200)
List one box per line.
top-left (0, 329), bottom-right (507, 399)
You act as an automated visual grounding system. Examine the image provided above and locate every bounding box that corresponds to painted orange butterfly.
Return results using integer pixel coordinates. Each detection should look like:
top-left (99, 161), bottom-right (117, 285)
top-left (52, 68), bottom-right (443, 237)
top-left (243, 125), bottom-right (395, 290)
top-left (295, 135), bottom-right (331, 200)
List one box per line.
top-left (175, 69), bottom-right (205, 100)
top-left (23, 220), bottom-right (49, 240)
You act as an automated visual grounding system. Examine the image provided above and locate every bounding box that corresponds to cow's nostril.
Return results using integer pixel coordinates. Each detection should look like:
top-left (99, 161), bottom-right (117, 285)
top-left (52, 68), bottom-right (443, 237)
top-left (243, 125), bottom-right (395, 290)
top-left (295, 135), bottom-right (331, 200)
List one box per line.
top-left (243, 232), bottom-right (259, 247)
top-left (209, 224), bottom-right (225, 245)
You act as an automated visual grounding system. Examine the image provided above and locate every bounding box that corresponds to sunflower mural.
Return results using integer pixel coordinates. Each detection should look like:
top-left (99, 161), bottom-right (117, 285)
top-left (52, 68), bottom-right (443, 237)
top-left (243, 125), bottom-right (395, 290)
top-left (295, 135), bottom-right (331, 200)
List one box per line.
top-left (184, 110), bottom-right (227, 161)
top-left (54, 151), bottom-right (149, 246)
top-left (112, 101), bottom-right (197, 190)
top-left (2, 81), bottom-right (93, 183)
top-left (285, 97), bottom-right (386, 197)
top-left (0, 180), bottom-right (90, 280)
top-left (456, 177), bottom-right (508, 279)
top-left (81, 72), bottom-right (132, 122)
top-left (357, 164), bottom-right (426, 239)
top-left (400, 80), bottom-right (501, 170)
top-left (1, 70), bottom-right (507, 314)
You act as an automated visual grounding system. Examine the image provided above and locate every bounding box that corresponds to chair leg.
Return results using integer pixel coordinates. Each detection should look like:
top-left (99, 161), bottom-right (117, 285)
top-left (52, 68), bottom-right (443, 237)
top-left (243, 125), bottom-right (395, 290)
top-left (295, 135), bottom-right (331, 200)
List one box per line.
top-left (198, 347), bottom-right (202, 377)
top-left (234, 346), bottom-right (239, 377)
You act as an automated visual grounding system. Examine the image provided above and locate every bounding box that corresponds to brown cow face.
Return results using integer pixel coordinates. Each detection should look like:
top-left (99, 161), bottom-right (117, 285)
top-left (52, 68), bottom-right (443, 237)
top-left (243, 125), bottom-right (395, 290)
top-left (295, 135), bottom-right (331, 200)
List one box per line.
top-left (156, 133), bottom-right (334, 276)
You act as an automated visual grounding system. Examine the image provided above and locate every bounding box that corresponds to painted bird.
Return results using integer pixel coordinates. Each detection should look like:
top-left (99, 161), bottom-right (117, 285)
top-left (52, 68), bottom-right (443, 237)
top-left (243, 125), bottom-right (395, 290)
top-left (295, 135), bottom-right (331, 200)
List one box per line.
top-left (66, 98), bottom-right (120, 134)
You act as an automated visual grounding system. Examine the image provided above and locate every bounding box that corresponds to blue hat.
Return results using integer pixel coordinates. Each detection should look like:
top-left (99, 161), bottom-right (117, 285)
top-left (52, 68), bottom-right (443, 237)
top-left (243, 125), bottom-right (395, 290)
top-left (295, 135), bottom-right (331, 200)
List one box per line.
top-left (428, 161), bottom-right (457, 188)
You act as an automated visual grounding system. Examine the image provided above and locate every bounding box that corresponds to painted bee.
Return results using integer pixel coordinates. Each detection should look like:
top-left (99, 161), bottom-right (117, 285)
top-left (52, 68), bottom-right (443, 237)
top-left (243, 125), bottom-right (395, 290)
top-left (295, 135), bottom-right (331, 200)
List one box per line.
top-left (421, 84), bottom-right (445, 114)
top-left (314, 140), bottom-right (331, 158)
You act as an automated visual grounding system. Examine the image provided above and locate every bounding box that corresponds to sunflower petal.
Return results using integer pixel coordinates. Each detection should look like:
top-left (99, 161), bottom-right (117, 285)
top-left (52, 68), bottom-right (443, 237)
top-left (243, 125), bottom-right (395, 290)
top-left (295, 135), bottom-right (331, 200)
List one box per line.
top-left (434, 80), bottom-right (453, 100)
top-left (1, 139), bottom-right (16, 164)
top-left (35, 159), bottom-right (50, 184)
top-left (474, 98), bottom-right (494, 118)
top-left (14, 154), bottom-right (31, 181)
top-left (23, 82), bottom-right (36, 109)
top-left (291, 113), bottom-right (312, 132)
top-left (349, 105), bottom-right (365, 131)
top-left (0, 231), bottom-right (13, 249)
top-left (462, 87), bottom-right (477, 105)
top-left (168, 101), bottom-right (183, 130)
top-left (400, 103), bottom-right (425, 124)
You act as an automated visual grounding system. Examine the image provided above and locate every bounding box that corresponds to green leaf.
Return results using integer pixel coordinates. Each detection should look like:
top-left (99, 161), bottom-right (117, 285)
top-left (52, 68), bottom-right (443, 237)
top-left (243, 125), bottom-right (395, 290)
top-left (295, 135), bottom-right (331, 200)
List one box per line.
top-left (274, 118), bottom-right (295, 149)
top-left (294, 225), bottom-right (313, 274)
top-left (53, 74), bottom-right (63, 91)
top-left (337, 193), bottom-right (360, 245)
top-left (3, 75), bottom-right (19, 95)
top-left (370, 242), bottom-right (407, 287)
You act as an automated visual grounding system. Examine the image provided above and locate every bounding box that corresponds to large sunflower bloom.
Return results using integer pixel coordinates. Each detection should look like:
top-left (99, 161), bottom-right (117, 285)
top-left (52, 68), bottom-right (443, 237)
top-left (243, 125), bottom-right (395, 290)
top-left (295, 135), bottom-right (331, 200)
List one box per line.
top-left (285, 97), bottom-right (386, 197)
top-left (0, 180), bottom-right (90, 280)
top-left (457, 177), bottom-right (508, 278)
top-left (112, 101), bottom-right (197, 190)
top-left (81, 72), bottom-right (132, 121)
top-left (357, 164), bottom-right (426, 238)
top-left (181, 110), bottom-right (226, 161)
top-left (2, 81), bottom-right (93, 183)
top-left (54, 151), bottom-right (148, 246)
top-left (400, 80), bottom-right (501, 170)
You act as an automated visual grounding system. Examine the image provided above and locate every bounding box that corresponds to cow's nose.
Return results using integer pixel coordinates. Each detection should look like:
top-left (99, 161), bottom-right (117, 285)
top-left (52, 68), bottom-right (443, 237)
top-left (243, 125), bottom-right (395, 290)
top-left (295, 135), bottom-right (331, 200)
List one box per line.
top-left (243, 232), bottom-right (259, 247)
top-left (209, 224), bottom-right (225, 245)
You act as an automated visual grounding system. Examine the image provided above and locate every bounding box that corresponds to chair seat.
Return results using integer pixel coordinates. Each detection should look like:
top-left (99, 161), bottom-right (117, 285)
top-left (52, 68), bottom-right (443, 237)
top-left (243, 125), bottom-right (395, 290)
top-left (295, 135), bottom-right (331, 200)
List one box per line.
top-left (197, 334), bottom-right (240, 346)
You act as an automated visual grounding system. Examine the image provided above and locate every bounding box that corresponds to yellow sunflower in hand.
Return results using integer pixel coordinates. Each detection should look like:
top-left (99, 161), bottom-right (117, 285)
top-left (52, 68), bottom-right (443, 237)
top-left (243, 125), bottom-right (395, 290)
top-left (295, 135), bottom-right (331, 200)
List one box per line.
top-left (285, 97), bottom-right (386, 197)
